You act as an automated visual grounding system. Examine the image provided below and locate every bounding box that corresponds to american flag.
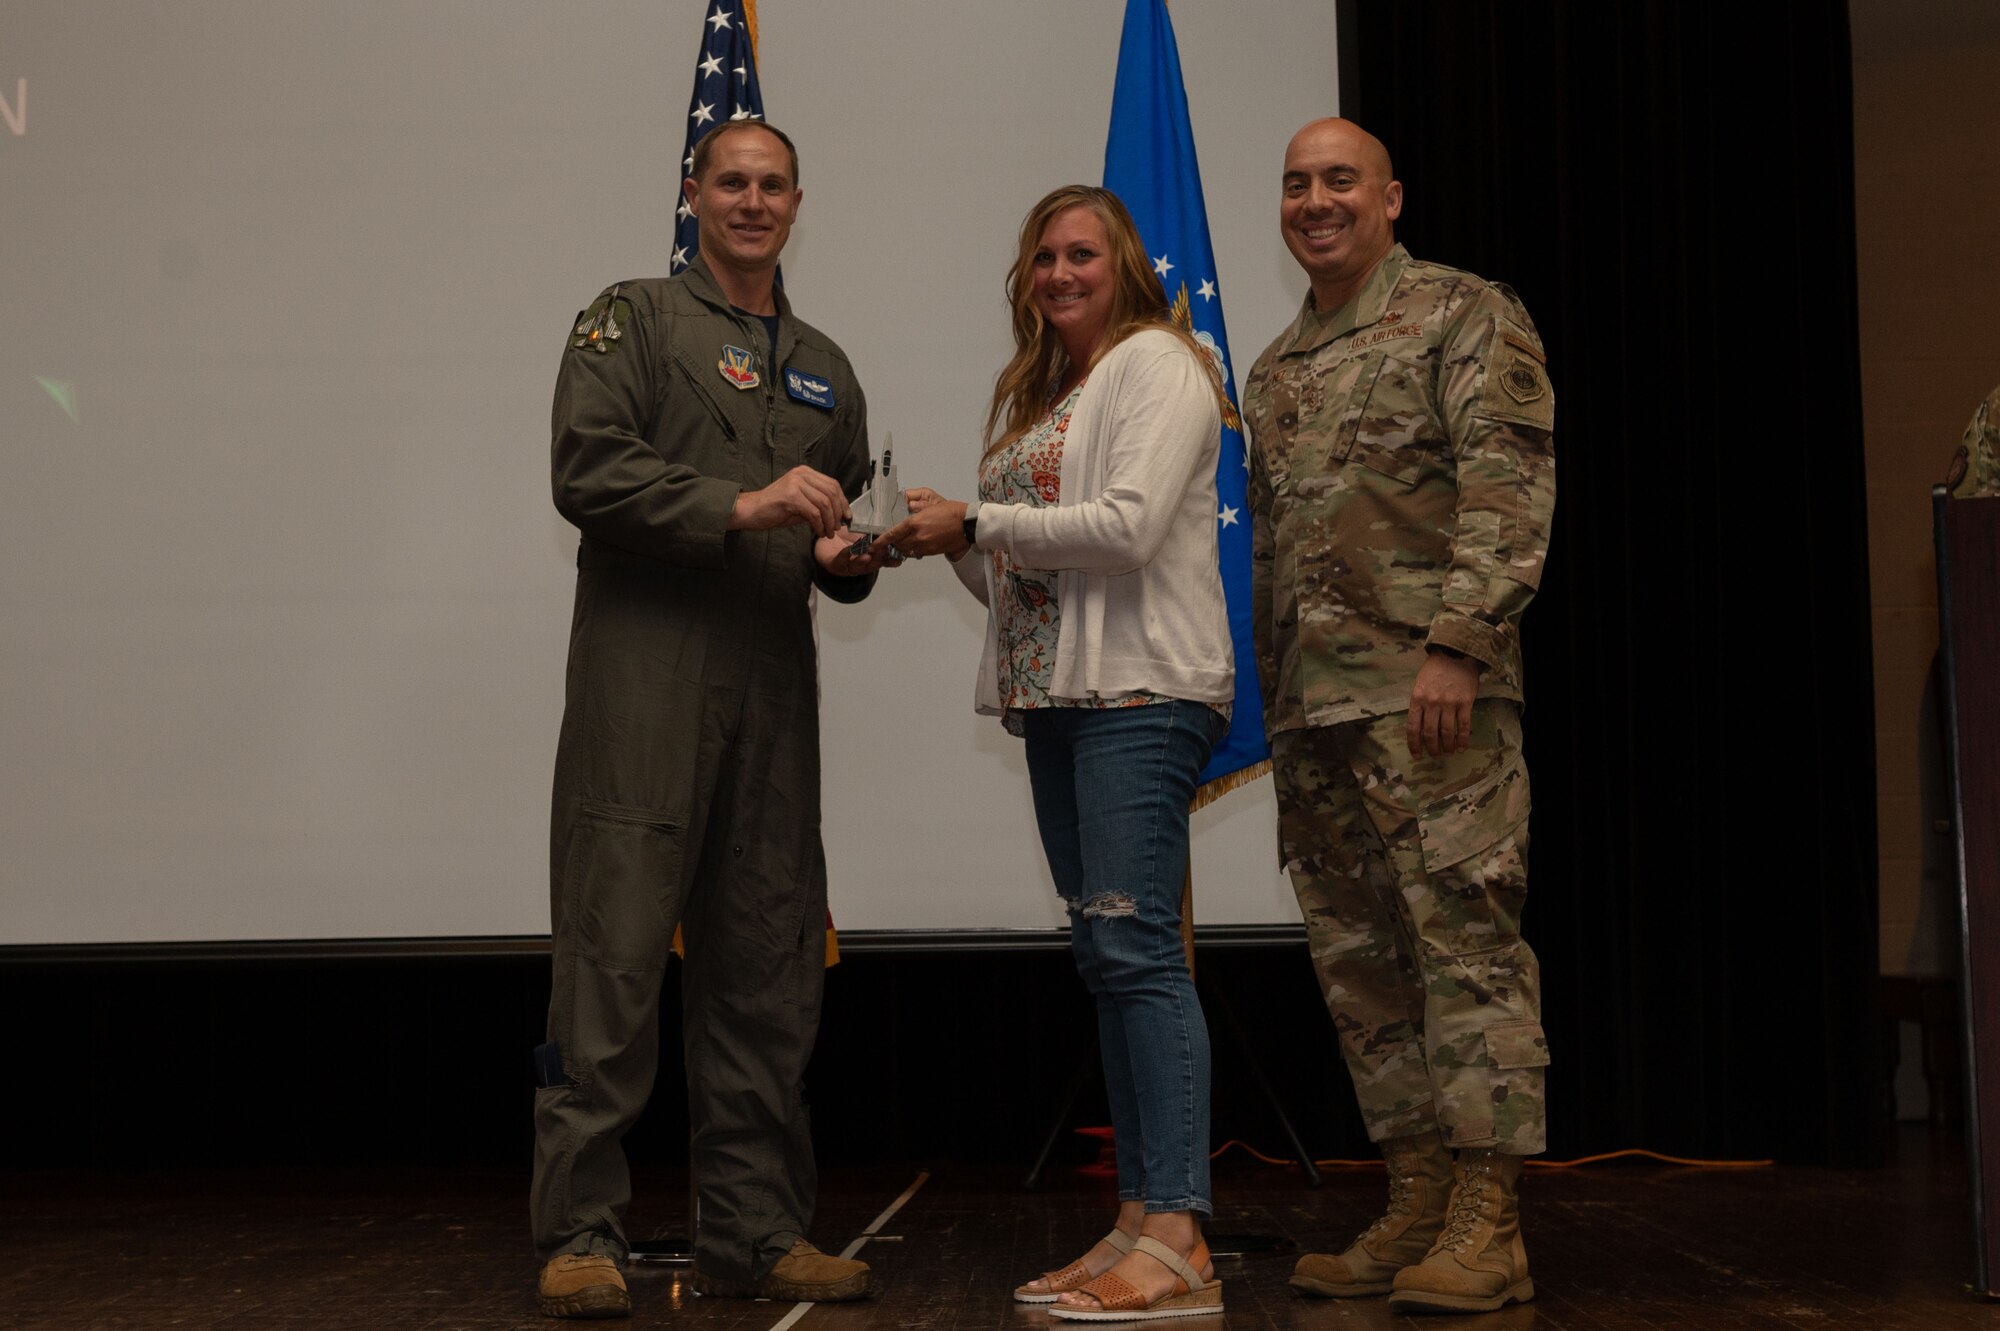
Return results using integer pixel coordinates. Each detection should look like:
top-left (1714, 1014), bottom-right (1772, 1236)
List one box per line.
top-left (669, 0), bottom-right (767, 275)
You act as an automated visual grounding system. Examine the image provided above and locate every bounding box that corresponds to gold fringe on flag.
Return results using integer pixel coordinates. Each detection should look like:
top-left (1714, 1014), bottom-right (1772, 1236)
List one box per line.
top-left (1191, 757), bottom-right (1271, 814)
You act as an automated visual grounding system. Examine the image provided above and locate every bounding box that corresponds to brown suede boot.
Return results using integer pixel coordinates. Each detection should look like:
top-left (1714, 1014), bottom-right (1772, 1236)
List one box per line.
top-left (1290, 1129), bottom-right (1454, 1297)
top-left (538, 1253), bottom-right (630, 1319)
top-left (1387, 1148), bottom-right (1533, 1313)
top-left (692, 1240), bottom-right (875, 1302)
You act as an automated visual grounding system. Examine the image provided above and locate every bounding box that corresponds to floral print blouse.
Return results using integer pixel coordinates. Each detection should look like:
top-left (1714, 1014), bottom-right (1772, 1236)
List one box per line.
top-left (979, 379), bottom-right (1171, 734)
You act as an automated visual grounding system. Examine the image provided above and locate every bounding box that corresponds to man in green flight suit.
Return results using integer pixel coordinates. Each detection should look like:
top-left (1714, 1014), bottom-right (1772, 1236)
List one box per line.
top-left (530, 120), bottom-right (893, 1319)
top-left (1244, 119), bottom-right (1557, 1316)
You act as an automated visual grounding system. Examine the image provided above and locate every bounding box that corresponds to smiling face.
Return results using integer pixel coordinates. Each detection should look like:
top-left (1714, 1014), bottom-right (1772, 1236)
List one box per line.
top-left (1279, 118), bottom-right (1403, 311)
top-left (1029, 205), bottom-right (1116, 366)
top-left (683, 125), bottom-right (801, 289)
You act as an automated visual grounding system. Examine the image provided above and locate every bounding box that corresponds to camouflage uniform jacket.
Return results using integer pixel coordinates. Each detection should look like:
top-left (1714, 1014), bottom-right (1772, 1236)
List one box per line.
top-left (1245, 244), bottom-right (1555, 734)
top-left (1948, 384), bottom-right (2000, 499)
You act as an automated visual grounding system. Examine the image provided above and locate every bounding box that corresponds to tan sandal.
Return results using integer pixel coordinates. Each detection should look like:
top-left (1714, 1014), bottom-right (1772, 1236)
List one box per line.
top-left (1013, 1228), bottom-right (1138, 1304)
top-left (1048, 1236), bottom-right (1224, 1322)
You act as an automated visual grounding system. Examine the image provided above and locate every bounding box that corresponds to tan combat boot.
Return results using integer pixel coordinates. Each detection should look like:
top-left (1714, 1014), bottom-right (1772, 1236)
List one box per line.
top-left (692, 1240), bottom-right (875, 1302)
top-left (1290, 1129), bottom-right (1454, 1297)
top-left (1387, 1148), bottom-right (1533, 1313)
top-left (537, 1252), bottom-right (630, 1319)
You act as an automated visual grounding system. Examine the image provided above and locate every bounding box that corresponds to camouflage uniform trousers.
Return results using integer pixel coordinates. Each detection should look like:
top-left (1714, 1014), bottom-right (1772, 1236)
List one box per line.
top-left (1273, 698), bottom-right (1549, 1153)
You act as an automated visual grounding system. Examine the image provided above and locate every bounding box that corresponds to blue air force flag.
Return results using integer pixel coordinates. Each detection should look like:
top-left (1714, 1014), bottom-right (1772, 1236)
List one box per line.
top-left (1103, 0), bottom-right (1269, 797)
top-left (670, 1), bottom-right (768, 274)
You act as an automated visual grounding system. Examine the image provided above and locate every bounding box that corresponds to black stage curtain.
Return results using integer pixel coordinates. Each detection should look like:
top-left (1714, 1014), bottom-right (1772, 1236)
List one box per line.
top-left (1337, 1), bottom-right (1879, 1164)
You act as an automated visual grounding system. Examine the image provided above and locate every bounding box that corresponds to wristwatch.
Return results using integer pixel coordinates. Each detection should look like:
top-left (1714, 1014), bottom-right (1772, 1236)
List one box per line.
top-left (960, 501), bottom-right (979, 550)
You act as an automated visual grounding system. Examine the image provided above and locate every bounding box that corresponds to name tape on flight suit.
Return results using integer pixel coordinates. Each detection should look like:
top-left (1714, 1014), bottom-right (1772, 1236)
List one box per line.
top-left (784, 368), bottom-right (835, 410)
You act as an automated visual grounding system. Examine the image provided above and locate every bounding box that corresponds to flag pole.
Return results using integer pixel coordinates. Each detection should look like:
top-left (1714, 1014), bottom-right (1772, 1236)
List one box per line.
top-left (1103, 0), bottom-right (1320, 1212)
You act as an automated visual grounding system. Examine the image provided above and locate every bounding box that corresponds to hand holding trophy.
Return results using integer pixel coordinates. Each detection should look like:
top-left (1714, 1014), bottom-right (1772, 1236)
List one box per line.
top-left (875, 476), bottom-right (973, 561)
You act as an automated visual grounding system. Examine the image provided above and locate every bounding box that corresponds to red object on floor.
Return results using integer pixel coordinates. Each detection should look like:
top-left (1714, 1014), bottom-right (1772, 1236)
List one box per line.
top-left (1075, 1126), bottom-right (1118, 1178)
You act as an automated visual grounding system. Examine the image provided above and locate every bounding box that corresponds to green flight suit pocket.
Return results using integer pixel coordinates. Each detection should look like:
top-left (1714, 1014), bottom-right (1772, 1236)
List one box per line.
top-left (702, 841), bottom-right (825, 1008)
top-left (667, 344), bottom-right (745, 443)
top-left (772, 402), bottom-right (834, 466)
top-left (1413, 747), bottom-right (1530, 874)
top-left (559, 800), bottom-right (688, 972)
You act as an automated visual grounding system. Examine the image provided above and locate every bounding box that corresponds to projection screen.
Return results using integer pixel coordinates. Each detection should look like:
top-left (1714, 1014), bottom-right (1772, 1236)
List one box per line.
top-left (0, 1), bottom-right (1339, 944)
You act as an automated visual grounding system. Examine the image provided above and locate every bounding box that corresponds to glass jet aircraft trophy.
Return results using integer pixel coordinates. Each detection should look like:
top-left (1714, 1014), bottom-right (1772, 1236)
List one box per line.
top-left (845, 433), bottom-right (909, 555)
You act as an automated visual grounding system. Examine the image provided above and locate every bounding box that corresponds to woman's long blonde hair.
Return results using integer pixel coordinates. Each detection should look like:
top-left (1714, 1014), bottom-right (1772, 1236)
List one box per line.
top-left (983, 185), bottom-right (1227, 458)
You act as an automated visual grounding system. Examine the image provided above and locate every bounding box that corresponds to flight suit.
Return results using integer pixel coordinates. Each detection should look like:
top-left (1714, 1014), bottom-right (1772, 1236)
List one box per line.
top-left (1245, 244), bottom-right (1555, 1153)
top-left (530, 256), bottom-right (875, 1283)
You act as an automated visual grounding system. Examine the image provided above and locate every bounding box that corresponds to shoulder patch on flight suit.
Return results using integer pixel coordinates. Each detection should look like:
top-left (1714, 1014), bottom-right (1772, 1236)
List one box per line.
top-left (571, 286), bottom-right (632, 354)
top-left (1501, 363), bottom-right (1545, 404)
top-left (1475, 319), bottom-right (1554, 429)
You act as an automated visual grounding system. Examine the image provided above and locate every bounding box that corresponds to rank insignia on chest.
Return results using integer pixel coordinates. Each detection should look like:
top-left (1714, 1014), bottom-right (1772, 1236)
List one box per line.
top-left (1502, 363), bottom-right (1545, 403)
top-left (1299, 377), bottom-right (1326, 415)
top-left (717, 344), bottom-right (760, 390)
top-left (784, 367), bottom-right (835, 410)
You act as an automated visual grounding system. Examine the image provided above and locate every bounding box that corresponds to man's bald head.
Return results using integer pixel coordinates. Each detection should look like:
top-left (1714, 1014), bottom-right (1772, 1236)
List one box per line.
top-left (1279, 118), bottom-right (1403, 311)
top-left (1286, 117), bottom-right (1395, 182)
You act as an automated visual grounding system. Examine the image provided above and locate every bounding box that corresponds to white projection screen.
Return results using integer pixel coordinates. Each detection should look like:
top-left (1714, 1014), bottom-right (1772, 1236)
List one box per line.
top-left (0, 2), bottom-right (1339, 945)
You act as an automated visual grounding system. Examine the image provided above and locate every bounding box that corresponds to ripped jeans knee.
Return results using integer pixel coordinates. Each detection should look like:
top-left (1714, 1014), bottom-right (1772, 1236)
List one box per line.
top-left (1070, 891), bottom-right (1139, 920)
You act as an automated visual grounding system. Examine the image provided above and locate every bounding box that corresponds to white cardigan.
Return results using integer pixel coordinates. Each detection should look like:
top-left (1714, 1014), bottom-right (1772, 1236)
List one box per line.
top-left (952, 327), bottom-right (1235, 715)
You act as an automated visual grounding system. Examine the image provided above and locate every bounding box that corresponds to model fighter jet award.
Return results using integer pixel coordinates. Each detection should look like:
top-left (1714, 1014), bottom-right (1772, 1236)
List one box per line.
top-left (845, 433), bottom-right (909, 555)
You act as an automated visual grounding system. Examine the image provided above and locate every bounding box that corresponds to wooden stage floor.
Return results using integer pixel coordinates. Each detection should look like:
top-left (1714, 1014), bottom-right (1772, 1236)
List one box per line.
top-left (5, 1136), bottom-right (1997, 1329)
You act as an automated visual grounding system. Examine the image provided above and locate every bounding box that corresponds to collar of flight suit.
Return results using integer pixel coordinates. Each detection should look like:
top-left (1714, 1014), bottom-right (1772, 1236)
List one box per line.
top-left (678, 252), bottom-right (799, 365)
top-left (1276, 242), bottom-right (1412, 360)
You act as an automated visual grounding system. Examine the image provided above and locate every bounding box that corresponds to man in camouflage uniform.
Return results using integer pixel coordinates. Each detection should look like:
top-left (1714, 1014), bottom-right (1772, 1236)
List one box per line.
top-left (530, 121), bottom-right (889, 1319)
top-left (1947, 384), bottom-right (2000, 499)
top-left (1244, 119), bottom-right (1556, 1316)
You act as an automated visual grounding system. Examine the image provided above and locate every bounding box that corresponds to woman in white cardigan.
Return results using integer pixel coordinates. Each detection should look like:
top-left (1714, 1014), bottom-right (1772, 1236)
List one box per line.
top-left (880, 185), bottom-right (1234, 1322)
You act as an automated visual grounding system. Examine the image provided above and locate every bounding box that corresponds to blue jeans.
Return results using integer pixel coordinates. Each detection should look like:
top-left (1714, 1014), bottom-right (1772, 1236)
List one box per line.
top-left (1022, 700), bottom-right (1226, 1216)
